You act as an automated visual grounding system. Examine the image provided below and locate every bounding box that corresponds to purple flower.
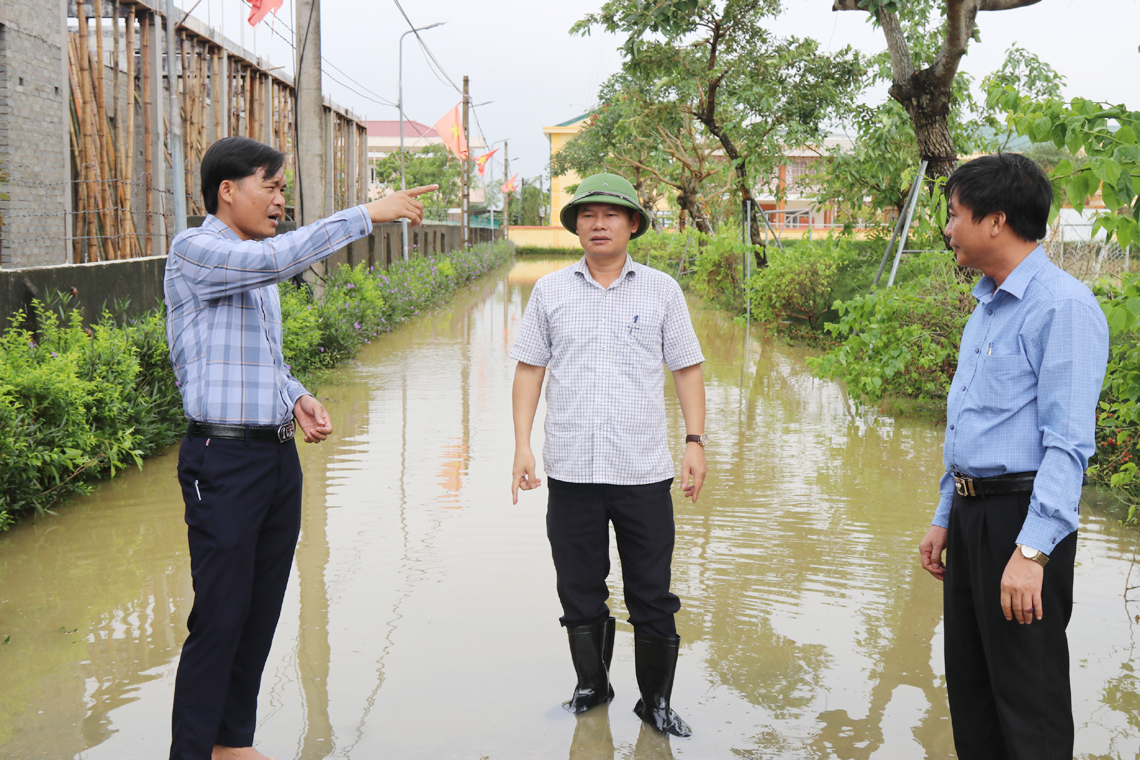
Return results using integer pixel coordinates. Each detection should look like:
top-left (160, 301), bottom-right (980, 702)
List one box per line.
top-left (353, 322), bottom-right (361, 329)
top-left (319, 347), bottom-right (325, 353)
top-left (51, 352), bottom-right (58, 358)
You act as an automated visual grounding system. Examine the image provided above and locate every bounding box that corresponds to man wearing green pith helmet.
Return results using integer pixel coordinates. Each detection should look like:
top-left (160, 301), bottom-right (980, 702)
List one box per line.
top-left (510, 172), bottom-right (707, 737)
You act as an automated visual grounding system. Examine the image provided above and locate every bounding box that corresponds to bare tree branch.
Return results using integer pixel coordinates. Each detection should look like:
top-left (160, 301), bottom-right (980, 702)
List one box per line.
top-left (977, 0), bottom-right (1041, 9)
top-left (878, 9), bottom-right (913, 85)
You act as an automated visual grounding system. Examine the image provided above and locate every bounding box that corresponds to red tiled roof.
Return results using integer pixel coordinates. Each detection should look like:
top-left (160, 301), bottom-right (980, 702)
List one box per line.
top-left (366, 120), bottom-right (439, 138)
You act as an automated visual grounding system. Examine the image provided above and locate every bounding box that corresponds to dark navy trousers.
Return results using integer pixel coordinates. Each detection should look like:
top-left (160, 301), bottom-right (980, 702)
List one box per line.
top-left (546, 477), bottom-right (680, 638)
top-left (944, 492), bottom-right (1077, 760)
top-left (169, 432), bottom-right (303, 760)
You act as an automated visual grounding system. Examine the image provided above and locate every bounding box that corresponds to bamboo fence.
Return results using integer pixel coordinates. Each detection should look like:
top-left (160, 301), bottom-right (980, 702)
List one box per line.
top-left (64, 0), bottom-right (363, 263)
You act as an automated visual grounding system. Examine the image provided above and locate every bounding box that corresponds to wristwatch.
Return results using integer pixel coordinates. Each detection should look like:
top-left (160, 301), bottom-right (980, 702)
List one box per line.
top-left (685, 434), bottom-right (708, 447)
top-left (1017, 544), bottom-right (1049, 567)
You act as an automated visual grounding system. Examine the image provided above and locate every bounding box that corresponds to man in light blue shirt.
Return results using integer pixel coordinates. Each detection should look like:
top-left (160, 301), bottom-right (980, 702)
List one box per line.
top-left (918, 153), bottom-right (1108, 760)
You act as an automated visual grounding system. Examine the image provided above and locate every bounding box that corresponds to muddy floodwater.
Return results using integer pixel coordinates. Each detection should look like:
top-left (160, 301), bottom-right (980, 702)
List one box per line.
top-left (2, 258), bottom-right (1139, 760)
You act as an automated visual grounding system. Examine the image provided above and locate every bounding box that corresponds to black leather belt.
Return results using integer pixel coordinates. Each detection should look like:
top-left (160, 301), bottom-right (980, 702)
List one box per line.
top-left (953, 471), bottom-right (1036, 498)
top-left (187, 419), bottom-right (296, 443)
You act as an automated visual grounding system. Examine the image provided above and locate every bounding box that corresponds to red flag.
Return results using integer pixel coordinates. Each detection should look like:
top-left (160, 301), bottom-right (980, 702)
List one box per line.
top-left (433, 104), bottom-right (468, 161)
top-left (247, 0), bottom-right (283, 26)
top-left (501, 173), bottom-right (519, 194)
top-left (475, 149), bottom-right (499, 178)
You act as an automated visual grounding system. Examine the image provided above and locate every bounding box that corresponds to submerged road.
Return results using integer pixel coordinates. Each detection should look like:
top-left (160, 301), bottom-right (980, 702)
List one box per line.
top-left (1, 258), bottom-right (1137, 759)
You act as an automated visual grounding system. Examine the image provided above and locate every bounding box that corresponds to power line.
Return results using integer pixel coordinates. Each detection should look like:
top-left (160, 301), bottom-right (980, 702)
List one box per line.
top-left (243, 1), bottom-right (398, 109)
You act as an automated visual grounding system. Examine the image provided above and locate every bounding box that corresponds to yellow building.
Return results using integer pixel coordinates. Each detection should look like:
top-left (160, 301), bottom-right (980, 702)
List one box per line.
top-left (508, 114), bottom-right (592, 249)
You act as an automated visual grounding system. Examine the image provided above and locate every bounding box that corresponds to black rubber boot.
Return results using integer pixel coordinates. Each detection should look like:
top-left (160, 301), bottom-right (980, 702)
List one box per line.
top-left (632, 629), bottom-right (692, 737)
top-left (562, 617), bottom-right (616, 714)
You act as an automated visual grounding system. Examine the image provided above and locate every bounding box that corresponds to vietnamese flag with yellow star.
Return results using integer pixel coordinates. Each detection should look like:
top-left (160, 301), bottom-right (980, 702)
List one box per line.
top-left (475, 149), bottom-right (498, 177)
top-left (433, 104), bottom-right (468, 161)
top-left (501, 173), bottom-right (519, 194)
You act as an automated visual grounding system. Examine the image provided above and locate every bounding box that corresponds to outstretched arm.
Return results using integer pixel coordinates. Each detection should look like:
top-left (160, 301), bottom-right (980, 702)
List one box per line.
top-left (512, 361), bottom-right (546, 504)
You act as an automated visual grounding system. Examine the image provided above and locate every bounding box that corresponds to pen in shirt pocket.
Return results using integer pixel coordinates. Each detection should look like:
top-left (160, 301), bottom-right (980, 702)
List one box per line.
top-left (987, 343), bottom-right (993, 355)
top-left (628, 315), bottom-right (639, 336)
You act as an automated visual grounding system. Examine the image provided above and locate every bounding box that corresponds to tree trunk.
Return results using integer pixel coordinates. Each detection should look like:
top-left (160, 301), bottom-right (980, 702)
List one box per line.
top-left (676, 181), bottom-right (713, 236)
top-left (889, 70), bottom-right (959, 181)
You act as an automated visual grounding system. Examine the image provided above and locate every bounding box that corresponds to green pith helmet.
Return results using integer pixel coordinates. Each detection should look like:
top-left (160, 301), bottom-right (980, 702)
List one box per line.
top-left (560, 173), bottom-right (650, 240)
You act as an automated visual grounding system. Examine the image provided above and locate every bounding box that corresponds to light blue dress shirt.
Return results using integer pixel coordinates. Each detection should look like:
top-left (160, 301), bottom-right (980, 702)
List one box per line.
top-left (934, 246), bottom-right (1109, 554)
top-left (165, 208), bottom-right (372, 426)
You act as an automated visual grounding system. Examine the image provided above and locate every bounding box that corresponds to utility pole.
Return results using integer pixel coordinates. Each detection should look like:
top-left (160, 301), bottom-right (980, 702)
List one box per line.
top-left (461, 76), bottom-right (471, 250)
top-left (166, 0), bottom-right (187, 233)
top-left (295, 0), bottom-right (326, 298)
top-left (502, 141), bottom-right (509, 241)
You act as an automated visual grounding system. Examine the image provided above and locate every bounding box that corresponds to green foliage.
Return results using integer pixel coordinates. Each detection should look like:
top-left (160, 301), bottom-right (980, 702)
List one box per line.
top-left (630, 231), bottom-right (889, 331)
top-left (572, 0), bottom-right (865, 239)
top-left (987, 91), bottom-right (1140, 248)
top-left (1091, 274), bottom-right (1140, 520)
top-left (371, 144), bottom-right (464, 221)
top-left (515, 246), bottom-right (581, 257)
top-left (808, 256), bottom-right (974, 408)
top-left (745, 240), bottom-right (858, 331)
top-left (507, 182), bottom-right (550, 227)
top-left (0, 242), bottom-right (515, 530)
top-left (0, 304), bottom-right (183, 529)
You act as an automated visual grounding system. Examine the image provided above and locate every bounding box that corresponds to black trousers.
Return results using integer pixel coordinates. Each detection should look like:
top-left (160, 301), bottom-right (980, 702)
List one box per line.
top-left (169, 433), bottom-right (303, 760)
top-left (944, 491), bottom-right (1077, 760)
top-left (546, 477), bottom-right (680, 638)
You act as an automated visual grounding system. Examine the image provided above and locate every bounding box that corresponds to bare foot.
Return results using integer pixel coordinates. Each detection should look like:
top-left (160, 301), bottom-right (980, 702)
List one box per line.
top-left (212, 746), bottom-right (274, 760)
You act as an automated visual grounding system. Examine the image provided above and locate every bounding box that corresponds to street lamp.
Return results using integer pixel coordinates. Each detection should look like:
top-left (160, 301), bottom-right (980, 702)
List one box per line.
top-left (399, 21), bottom-right (445, 260)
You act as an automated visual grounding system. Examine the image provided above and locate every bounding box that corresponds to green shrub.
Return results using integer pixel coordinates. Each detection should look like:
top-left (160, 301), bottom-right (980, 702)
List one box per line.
top-left (808, 255), bottom-right (974, 408)
top-left (515, 246), bottom-right (580, 257)
top-left (0, 241), bottom-right (515, 529)
top-left (1090, 273), bottom-right (1140, 521)
top-left (745, 239), bottom-right (857, 330)
top-left (0, 304), bottom-right (183, 527)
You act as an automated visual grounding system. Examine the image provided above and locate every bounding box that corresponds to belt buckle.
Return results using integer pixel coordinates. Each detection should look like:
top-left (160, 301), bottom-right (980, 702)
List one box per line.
top-left (954, 474), bottom-right (976, 497)
top-left (277, 420), bottom-right (295, 442)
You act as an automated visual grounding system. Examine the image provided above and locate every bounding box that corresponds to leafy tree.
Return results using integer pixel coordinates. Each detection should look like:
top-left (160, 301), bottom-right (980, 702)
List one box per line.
top-left (552, 72), bottom-right (727, 234)
top-left (832, 0), bottom-right (1043, 181)
top-left (371, 144), bottom-right (464, 221)
top-left (988, 92), bottom-right (1140, 248)
top-left (575, 0), bottom-right (865, 253)
top-left (508, 181), bottom-right (550, 226)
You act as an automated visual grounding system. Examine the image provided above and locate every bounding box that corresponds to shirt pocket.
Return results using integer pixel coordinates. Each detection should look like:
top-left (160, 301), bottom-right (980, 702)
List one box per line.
top-left (622, 308), bottom-right (663, 356)
top-left (975, 351), bottom-right (1036, 413)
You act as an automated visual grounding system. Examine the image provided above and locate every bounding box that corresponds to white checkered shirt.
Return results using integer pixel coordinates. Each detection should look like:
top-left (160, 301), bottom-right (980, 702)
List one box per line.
top-left (165, 208), bottom-right (372, 425)
top-left (511, 255), bottom-right (705, 485)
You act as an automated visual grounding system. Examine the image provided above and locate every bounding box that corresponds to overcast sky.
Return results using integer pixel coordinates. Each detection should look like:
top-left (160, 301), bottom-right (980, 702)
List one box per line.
top-left (192, 0), bottom-right (1140, 186)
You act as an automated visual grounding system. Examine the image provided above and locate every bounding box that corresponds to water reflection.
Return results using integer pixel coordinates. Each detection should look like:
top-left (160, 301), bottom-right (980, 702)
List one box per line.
top-left (0, 259), bottom-right (1137, 759)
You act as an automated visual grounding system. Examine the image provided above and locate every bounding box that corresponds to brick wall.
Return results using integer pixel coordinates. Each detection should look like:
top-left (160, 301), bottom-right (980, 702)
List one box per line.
top-left (0, 0), bottom-right (70, 268)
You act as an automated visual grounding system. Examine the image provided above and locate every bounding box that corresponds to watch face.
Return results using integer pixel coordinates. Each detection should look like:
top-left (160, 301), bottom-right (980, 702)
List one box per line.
top-left (1019, 545), bottom-right (1037, 559)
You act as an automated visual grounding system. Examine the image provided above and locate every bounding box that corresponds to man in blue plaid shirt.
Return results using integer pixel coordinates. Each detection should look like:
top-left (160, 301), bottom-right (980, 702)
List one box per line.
top-left (165, 136), bottom-right (434, 760)
top-left (919, 153), bottom-right (1108, 760)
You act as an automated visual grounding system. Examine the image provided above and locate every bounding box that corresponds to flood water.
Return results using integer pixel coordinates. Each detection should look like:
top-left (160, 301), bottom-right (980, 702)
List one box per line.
top-left (1, 257), bottom-right (1139, 760)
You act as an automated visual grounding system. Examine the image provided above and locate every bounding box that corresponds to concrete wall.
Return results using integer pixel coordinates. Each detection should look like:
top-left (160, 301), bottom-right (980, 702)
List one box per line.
top-left (0, 0), bottom-right (70, 268)
top-left (0, 220), bottom-right (502, 328)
